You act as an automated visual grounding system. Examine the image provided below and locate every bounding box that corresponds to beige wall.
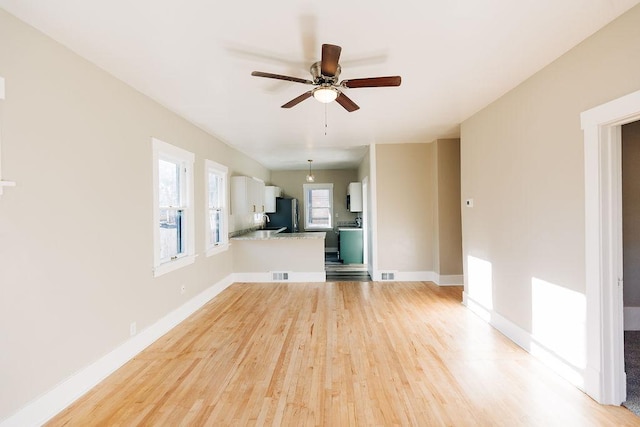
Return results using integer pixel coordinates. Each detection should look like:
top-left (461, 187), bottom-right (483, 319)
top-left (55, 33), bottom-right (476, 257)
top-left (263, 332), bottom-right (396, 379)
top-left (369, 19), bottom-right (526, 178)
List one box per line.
top-left (436, 139), bottom-right (463, 276)
top-left (375, 142), bottom-right (463, 276)
top-left (0, 9), bottom-right (269, 420)
top-left (269, 169), bottom-right (359, 249)
top-left (623, 120), bottom-right (640, 307)
top-left (232, 238), bottom-right (325, 273)
top-left (357, 146), bottom-right (370, 182)
top-left (376, 143), bottom-right (438, 272)
top-left (461, 4), bottom-right (640, 335)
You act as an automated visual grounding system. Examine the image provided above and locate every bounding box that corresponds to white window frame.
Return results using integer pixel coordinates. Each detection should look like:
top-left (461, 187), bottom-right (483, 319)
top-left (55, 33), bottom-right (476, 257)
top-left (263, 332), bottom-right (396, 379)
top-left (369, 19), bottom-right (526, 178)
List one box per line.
top-left (303, 183), bottom-right (334, 230)
top-left (152, 138), bottom-right (195, 277)
top-left (205, 159), bottom-right (229, 256)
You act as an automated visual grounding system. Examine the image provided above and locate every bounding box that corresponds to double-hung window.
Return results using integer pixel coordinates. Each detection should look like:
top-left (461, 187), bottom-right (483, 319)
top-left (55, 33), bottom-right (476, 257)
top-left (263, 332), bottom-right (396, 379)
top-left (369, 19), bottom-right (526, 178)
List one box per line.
top-left (205, 159), bottom-right (228, 256)
top-left (303, 183), bottom-right (333, 230)
top-left (152, 138), bottom-right (195, 276)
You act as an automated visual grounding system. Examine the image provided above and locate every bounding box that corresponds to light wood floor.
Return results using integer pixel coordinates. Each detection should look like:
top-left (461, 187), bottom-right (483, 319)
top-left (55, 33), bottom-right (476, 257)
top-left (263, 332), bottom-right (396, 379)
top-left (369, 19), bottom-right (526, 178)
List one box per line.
top-left (48, 281), bottom-right (638, 426)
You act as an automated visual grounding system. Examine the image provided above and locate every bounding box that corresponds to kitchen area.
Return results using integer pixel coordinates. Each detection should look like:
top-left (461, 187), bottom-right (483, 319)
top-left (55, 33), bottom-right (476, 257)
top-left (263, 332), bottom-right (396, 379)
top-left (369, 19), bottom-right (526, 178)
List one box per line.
top-left (230, 167), bottom-right (368, 282)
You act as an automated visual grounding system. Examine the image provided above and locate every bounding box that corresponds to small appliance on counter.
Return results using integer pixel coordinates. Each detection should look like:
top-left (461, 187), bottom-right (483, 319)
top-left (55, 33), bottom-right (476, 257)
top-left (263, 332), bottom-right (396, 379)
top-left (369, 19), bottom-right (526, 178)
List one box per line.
top-left (269, 198), bottom-right (299, 232)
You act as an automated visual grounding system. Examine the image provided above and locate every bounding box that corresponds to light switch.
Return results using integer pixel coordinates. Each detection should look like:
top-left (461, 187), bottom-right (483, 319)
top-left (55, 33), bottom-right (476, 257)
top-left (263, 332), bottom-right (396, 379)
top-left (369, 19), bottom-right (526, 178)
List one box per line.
top-left (465, 198), bottom-right (474, 207)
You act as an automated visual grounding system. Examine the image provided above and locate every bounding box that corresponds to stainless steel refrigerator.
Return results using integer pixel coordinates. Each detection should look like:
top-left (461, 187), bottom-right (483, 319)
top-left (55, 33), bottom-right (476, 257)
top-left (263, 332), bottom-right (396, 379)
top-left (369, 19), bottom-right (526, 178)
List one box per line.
top-left (269, 198), bottom-right (299, 232)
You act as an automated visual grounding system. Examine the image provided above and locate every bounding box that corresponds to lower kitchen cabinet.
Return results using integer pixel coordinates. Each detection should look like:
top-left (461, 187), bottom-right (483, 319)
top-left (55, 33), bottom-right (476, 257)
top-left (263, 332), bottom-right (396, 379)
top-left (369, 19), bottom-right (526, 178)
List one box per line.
top-left (339, 228), bottom-right (363, 264)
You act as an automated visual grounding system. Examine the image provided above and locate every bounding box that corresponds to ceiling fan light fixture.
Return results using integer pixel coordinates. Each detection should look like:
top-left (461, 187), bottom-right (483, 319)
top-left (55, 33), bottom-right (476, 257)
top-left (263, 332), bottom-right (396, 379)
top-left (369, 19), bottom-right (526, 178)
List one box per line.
top-left (313, 87), bottom-right (338, 104)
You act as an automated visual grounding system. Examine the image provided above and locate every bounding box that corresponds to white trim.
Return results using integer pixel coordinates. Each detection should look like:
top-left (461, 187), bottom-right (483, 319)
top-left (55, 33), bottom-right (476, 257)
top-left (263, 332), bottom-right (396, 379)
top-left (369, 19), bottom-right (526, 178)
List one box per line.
top-left (624, 307), bottom-right (640, 331)
top-left (362, 176), bottom-right (369, 265)
top-left (152, 254), bottom-right (195, 276)
top-left (463, 292), bottom-right (587, 392)
top-left (0, 275), bottom-right (234, 427)
top-left (0, 76), bottom-right (15, 196)
top-left (204, 159), bottom-right (229, 256)
top-left (206, 243), bottom-right (229, 257)
top-left (369, 269), bottom-right (463, 286)
top-left (394, 271), bottom-right (438, 282)
top-left (369, 146), bottom-right (379, 279)
top-left (152, 138), bottom-right (196, 277)
top-left (580, 89), bottom-right (640, 405)
top-left (233, 272), bottom-right (326, 283)
top-left (303, 183), bottom-right (334, 230)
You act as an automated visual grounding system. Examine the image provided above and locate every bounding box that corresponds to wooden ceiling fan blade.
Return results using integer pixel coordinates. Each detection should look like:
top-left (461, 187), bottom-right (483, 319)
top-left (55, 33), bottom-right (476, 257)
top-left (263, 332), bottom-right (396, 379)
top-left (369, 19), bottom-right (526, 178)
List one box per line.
top-left (335, 92), bottom-right (360, 112)
top-left (341, 76), bottom-right (402, 88)
top-left (321, 44), bottom-right (342, 77)
top-left (281, 91), bottom-right (314, 108)
top-left (252, 71), bottom-right (313, 85)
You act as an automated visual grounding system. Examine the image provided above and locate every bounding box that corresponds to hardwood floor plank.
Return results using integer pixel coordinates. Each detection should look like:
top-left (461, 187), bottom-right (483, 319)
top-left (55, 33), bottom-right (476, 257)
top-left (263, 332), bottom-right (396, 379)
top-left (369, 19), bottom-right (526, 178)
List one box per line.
top-left (47, 281), bottom-right (639, 426)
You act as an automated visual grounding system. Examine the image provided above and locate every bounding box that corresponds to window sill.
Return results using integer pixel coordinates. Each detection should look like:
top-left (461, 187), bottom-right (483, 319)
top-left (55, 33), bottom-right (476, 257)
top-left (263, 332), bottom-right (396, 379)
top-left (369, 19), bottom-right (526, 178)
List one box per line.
top-left (206, 243), bottom-right (229, 257)
top-left (153, 255), bottom-right (195, 277)
top-left (0, 180), bottom-right (16, 196)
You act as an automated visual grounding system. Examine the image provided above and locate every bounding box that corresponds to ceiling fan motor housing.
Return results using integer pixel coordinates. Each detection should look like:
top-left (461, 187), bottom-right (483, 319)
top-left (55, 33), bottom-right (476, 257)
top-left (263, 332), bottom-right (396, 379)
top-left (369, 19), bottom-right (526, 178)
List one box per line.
top-left (310, 61), bottom-right (341, 85)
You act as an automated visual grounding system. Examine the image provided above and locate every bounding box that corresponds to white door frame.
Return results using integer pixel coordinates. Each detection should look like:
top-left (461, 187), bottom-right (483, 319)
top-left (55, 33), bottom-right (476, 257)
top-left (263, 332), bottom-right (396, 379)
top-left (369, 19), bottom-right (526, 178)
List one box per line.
top-left (581, 89), bottom-right (640, 405)
top-left (362, 176), bottom-right (369, 265)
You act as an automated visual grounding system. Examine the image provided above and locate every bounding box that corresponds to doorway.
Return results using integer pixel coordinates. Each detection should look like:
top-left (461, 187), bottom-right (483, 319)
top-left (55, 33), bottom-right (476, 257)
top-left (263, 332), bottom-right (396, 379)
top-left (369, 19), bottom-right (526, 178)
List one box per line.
top-left (581, 89), bottom-right (640, 405)
top-left (622, 120), bottom-right (640, 413)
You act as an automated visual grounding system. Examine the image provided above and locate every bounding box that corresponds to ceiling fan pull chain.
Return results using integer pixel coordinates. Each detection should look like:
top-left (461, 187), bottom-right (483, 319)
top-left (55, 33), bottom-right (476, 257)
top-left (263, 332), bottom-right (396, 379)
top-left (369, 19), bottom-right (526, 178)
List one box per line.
top-left (325, 103), bottom-right (328, 136)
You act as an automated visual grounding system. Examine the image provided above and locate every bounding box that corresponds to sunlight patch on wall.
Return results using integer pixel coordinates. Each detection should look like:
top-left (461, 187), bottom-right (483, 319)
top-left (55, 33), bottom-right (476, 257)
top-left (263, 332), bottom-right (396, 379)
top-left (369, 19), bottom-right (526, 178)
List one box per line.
top-left (467, 255), bottom-right (493, 312)
top-left (531, 277), bottom-right (586, 387)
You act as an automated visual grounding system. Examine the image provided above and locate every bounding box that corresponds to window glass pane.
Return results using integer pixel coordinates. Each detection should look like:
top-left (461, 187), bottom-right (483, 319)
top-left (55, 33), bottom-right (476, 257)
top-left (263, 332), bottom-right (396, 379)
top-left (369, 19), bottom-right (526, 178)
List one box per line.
top-left (209, 208), bottom-right (221, 245)
top-left (159, 159), bottom-right (180, 207)
top-left (159, 209), bottom-right (183, 260)
top-left (304, 185), bottom-right (333, 229)
top-left (310, 207), bottom-right (330, 226)
top-left (208, 173), bottom-right (221, 209)
top-left (310, 188), bottom-right (330, 207)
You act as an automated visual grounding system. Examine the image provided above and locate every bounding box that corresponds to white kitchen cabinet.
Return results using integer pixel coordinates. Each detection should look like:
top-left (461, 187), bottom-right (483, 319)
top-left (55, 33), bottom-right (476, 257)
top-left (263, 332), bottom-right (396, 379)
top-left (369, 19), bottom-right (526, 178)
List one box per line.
top-left (232, 176), bottom-right (265, 214)
top-left (347, 182), bottom-right (362, 212)
top-left (252, 178), bottom-right (265, 213)
top-left (264, 186), bottom-right (282, 213)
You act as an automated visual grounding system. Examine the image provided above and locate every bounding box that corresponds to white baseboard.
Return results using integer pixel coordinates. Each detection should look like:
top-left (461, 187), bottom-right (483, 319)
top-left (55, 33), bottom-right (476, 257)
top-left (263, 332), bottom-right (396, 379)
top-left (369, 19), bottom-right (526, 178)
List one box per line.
top-left (233, 271), bottom-right (326, 283)
top-left (463, 291), bottom-right (586, 391)
top-left (395, 271), bottom-right (438, 282)
top-left (0, 275), bottom-right (235, 427)
top-left (624, 307), bottom-right (640, 330)
top-left (371, 269), bottom-right (463, 287)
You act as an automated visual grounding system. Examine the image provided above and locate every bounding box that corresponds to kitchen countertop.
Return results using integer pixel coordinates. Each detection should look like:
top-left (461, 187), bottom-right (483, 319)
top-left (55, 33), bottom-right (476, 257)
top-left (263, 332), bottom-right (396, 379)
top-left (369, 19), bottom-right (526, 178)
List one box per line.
top-left (232, 229), bottom-right (326, 241)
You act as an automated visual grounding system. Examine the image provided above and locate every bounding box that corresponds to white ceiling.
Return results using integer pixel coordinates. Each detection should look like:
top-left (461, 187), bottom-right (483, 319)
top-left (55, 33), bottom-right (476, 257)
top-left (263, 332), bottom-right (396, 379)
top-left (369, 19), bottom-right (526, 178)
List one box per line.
top-left (1, 0), bottom-right (638, 170)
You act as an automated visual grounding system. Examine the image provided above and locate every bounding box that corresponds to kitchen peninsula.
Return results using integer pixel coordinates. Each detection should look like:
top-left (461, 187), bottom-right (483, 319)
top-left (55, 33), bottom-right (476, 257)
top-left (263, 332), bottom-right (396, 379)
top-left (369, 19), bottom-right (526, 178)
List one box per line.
top-left (232, 229), bottom-right (326, 282)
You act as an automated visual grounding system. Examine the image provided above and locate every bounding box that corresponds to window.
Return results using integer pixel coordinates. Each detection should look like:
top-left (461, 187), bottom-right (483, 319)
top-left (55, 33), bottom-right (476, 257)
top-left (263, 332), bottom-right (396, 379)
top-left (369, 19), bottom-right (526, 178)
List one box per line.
top-left (205, 159), bottom-right (228, 256)
top-left (303, 183), bottom-right (333, 230)
top-left (152, 138), bottom-right (195, 277)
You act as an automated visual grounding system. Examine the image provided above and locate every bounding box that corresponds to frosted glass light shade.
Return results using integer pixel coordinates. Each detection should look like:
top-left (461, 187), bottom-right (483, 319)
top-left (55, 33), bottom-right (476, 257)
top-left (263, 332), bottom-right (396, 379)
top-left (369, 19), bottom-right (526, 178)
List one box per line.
top-left (313, 87), bottom-right (338, 103)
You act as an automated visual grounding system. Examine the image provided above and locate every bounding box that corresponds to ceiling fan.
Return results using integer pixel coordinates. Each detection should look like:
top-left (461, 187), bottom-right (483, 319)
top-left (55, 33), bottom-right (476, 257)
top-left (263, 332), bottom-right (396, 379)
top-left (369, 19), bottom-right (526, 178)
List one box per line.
top-left (251, 44), bottom-right (401, 112)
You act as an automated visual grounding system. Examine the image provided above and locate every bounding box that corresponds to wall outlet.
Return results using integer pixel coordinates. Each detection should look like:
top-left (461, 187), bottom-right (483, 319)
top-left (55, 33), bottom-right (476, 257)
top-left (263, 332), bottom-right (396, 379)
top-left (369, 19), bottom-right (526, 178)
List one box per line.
top-left (180, 284), bottom-right (186, 295)
top-left (130, 322), bottom-right (137, 336)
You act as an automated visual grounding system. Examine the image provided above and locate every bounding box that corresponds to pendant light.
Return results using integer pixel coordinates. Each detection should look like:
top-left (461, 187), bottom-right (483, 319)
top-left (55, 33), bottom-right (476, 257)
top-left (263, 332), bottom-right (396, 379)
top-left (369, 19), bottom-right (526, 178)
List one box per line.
top-left (306, 159), bottom-right (315, 182)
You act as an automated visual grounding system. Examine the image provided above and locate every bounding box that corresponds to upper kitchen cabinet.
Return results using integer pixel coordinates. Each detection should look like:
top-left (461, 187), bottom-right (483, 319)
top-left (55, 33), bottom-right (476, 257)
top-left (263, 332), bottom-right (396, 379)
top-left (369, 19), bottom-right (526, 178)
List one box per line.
top-left (232, 176), bottom-right (265, 214)
top-left (347, 182), bottom-right (362, 212)
top-left (264, 186), bottom-right (282, 213)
